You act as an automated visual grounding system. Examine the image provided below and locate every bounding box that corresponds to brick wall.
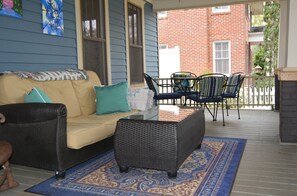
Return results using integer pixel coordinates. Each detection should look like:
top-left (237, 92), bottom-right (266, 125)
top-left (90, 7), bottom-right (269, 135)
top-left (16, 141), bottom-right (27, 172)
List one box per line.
top-left (158, 4), bottom-right (249, 75)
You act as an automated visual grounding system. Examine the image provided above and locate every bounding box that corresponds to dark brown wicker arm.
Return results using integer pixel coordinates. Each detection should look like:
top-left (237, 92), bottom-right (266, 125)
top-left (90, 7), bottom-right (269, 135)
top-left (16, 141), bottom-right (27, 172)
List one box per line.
top-left (0, 103), bottom-right (67, 172)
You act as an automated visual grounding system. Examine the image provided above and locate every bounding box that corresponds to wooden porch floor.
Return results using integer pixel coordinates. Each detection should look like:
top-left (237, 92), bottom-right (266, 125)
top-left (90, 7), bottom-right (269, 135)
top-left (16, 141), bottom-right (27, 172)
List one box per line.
top-left (4, 109), bottom-right (297, 195)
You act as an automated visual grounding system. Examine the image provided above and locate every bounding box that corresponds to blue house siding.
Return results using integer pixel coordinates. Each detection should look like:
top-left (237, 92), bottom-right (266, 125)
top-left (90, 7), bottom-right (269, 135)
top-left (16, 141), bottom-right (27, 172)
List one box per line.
top-left (109, 0), bottom-right (127, 84)
top-left (144, 3), bottom-right (159, 78)
top-left (0, 0), bottom-right (159, 83)
top-left (0, 0), bottom-right (77, 72)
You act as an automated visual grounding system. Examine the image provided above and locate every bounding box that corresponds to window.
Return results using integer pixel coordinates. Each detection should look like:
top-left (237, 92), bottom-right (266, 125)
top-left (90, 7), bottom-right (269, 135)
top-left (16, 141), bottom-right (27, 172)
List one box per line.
top-left (128, 3), bottom-right (143, 84)
top-left (81, 0), bottom-right (108, 84)
top-left (213, 41), bottom-right (230, 74)
top-left (159, 44), bottom-right (168, 49)
top-left (212, 6), bottom-right (230, 13)
top-left (158, 11), bottom-right (167, 18)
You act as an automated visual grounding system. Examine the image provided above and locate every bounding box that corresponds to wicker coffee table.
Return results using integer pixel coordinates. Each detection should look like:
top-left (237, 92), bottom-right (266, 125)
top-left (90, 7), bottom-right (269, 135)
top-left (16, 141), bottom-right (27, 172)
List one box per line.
top-left (114, 105), bottom-right (205, 178)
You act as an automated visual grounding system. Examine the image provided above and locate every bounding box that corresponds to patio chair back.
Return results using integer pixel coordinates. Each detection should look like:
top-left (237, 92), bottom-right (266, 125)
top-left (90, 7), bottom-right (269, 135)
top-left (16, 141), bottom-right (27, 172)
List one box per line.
top-left (225, 72), bottom-right (245, 97)
top-left (223, 72), bottom-right (245, 119)
top-left (188, 73), bottom-right (228, 126)
top-left (143, 73), bottom-right (159, 96)
top-left (197, 73), bottom-right (228, 100)
top-left (170, 71), bottom-right (197, 93)
top-left (143, 73), bottom-right (183, 105)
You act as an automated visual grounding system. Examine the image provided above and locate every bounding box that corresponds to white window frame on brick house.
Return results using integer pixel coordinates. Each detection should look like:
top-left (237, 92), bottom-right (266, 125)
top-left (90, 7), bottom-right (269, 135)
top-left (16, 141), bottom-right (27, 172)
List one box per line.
top-left (213, 41), bottom-right (231, 75)
top-left (212, 6), bottom-right (230, 13)
top-left (158, 11), bottom-right (168, 18)
top-left (159, 44), bottom-right (168, 49)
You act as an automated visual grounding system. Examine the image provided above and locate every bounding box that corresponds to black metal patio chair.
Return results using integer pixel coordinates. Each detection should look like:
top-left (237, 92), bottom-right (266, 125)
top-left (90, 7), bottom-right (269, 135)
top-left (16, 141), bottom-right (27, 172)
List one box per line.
top-left (170, 71), bottom-right (197, 105)
top-left (143, 73), bottom-right (183, 105)
top-left (223, 72), bottom-right (245, 119)
top-left (188, 73), bottom-right (228, 126)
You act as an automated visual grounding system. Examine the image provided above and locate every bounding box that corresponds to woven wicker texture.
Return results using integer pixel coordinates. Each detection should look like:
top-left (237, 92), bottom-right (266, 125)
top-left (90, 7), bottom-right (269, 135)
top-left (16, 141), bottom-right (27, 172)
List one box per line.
top-left (114, 107), bottom-right (205, 176)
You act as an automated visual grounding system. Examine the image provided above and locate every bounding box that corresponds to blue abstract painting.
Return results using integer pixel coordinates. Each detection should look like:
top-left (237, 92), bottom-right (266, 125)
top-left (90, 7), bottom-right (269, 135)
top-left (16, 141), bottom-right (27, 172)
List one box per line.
top-left (0, 0), bottom-right (23, 18)
top-left (42, 0), bottom-right (64, 36)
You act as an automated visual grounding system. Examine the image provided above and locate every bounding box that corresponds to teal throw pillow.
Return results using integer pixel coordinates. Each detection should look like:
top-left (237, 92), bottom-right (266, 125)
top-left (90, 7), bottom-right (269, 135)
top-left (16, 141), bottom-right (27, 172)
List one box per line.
top-left (24, 87), bottom-right (53, 103)
top-left (94, 81), bottom-right (131, 115)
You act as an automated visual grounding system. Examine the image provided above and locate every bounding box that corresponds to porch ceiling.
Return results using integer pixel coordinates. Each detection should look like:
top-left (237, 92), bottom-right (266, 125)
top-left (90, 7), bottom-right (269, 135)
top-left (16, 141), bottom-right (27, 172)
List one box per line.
top-left (151, 0), bottom-right (272, 11)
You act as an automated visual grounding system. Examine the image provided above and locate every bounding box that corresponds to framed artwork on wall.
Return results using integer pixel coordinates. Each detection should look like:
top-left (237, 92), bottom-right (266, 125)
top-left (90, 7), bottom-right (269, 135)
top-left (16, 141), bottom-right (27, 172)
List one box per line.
top-left (0, 0), bottom-right (23, 18)
top-left (42, 0), bottom-right (64, 36)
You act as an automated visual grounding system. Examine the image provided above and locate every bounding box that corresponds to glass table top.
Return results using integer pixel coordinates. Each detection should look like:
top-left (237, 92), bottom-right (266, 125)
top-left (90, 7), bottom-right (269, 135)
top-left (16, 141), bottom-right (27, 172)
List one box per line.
top-left (121, 105), bottom-right (199, 123)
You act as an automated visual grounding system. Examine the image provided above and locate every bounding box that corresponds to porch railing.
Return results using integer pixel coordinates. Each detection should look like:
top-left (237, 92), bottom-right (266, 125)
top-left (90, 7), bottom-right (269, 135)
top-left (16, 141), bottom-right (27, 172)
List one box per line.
top-left (155, 75), bottom-right (275, 109)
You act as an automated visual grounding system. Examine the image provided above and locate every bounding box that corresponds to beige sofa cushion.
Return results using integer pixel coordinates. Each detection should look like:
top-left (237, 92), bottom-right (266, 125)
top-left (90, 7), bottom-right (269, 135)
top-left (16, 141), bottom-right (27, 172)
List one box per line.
top-left (43, 80), bottom-right (81, 118)
top-left (0, 75), bottom-right (44, 104)
top-left (0, 73), bottom-right (82, 118)
top-left (71, 71), bottom-right (101, 116)
top-left (67, 110), bottom-right (138, 149)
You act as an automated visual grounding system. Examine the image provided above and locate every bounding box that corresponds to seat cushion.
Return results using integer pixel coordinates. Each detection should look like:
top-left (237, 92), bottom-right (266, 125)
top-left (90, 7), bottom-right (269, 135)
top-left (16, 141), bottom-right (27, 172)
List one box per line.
top-left (156, 92), bottom-right (182, 99)
top-left (67, 110), bottom-right (138, 149)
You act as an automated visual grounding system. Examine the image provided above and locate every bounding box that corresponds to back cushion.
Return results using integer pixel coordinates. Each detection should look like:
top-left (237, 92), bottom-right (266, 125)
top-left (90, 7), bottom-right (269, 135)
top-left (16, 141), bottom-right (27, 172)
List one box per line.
top-left (71, 71), bottom-right (101, 116)
top-left (0, 74), bottom-right (44, 104)
top-left (43, 80), bottom-right (82, 118)
top-left (0, 74), bottom-right (82, 118)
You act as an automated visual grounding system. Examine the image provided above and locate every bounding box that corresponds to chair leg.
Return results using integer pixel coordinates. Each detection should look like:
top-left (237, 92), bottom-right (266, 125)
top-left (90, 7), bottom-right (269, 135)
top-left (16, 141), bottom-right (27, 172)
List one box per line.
top-left (213, 103), bottom-right (216, 121)
top-left (214, 102), bottom-right (219, 121)
top-left (204, 103), bottom-right (215, 120)
top-left (226, 99), bottom-right (229, 116)
top-left (222, 101), bottom-right (225, 126)
top-left (237, 98), bottom-right (240, 120)
top-left (0, 161), bottom-right (18, 191)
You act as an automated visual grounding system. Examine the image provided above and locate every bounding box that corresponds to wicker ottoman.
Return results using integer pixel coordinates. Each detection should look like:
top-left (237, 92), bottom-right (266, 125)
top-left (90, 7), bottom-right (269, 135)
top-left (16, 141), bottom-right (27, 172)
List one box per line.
top-left (114, 106), bottom-right (205, 178)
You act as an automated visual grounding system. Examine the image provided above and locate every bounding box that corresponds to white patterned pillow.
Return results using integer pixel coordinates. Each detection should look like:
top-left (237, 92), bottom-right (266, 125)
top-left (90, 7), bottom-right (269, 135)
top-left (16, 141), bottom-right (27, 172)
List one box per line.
top-left (127, 88), bottom-right (154, 111)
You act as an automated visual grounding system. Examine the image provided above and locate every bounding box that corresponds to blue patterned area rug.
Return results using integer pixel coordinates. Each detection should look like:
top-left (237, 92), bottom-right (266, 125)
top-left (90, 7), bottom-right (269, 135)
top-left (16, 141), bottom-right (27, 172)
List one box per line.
top-left (26, 136), bottom-right (246, 196)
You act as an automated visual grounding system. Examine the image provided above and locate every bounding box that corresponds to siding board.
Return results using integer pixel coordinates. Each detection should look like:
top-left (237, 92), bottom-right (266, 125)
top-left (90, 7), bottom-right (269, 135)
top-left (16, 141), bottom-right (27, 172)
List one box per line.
top-left (144, 3), bottom-right (159, 78)
top-left (0, 0), bottom-right (77, 72)
top-left (109, 0), bottom-right (127, 83)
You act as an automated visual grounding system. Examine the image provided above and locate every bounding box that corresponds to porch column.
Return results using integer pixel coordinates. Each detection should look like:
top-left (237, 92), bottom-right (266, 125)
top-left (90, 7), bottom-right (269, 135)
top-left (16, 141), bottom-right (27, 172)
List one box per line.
top-left (277, 0), bottom-right (297, 142)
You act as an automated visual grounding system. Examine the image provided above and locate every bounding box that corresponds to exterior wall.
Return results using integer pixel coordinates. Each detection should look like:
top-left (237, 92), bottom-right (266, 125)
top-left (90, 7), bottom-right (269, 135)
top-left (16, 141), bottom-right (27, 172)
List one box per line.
top-left (158, 4), bottom-right (249, 76)
top-left (0, 0), bottom-right (77, 72)
top-left (279, 81), bottom-right (297, 142)
top-left (209, 5), bottom-right (249, 74)
top-left (0, 1), bottom-right (158, 85)
top-left (144, 3), bottom-right (159, 78)
top-left (109, 0), bottom-right (127, 84)
top-left (158, 9), bottom-right (209, 76)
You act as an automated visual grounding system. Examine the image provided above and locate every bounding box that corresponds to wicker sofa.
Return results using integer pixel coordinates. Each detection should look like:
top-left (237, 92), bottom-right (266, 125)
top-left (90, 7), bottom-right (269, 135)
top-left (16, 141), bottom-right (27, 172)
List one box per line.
top-left (0, 70), bottom-right (139, 177)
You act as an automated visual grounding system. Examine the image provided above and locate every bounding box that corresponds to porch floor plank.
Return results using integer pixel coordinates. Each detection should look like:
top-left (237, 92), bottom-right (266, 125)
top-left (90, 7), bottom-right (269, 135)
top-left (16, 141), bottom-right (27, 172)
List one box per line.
top-left (3, 109), bottom-right (297, 195)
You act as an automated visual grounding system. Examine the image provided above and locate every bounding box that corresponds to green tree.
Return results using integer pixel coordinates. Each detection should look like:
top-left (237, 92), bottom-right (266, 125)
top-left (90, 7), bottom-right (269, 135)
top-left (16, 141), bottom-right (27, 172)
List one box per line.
top-left (253, 1), bottom-right (280, 76)
top-left (252, 15), bottom-right (265, 26)
top-left (263, 1), bottom-right (280, 75)
top-left (253, 45), bottom-right (266, 76)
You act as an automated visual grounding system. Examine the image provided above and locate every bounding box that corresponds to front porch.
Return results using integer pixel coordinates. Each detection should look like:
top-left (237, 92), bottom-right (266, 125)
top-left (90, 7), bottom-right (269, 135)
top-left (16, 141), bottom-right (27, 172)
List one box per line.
top-left (6, 109), bottom-right (297, 195)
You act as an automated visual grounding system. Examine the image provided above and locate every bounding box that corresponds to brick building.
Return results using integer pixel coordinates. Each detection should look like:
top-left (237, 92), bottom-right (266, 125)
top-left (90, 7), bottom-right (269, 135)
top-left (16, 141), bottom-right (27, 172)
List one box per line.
top-left (158, 5), bottom-right (250, 76)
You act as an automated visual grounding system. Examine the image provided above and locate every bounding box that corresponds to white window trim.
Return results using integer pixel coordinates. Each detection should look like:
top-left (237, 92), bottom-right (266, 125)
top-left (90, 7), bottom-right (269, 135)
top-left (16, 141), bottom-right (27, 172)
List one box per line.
top-left (74, 0), bottom-right (112, 84)
top-left (125, 0), bottom-right (146, 86)
top-left (159, 44), bottom-right (168, 49)
top-left (212, 6), bottom-right (230, 13)
top-left (158, 11), bottom-right (168, 18)
top-left (212, 41), bottom-right (231, 75)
